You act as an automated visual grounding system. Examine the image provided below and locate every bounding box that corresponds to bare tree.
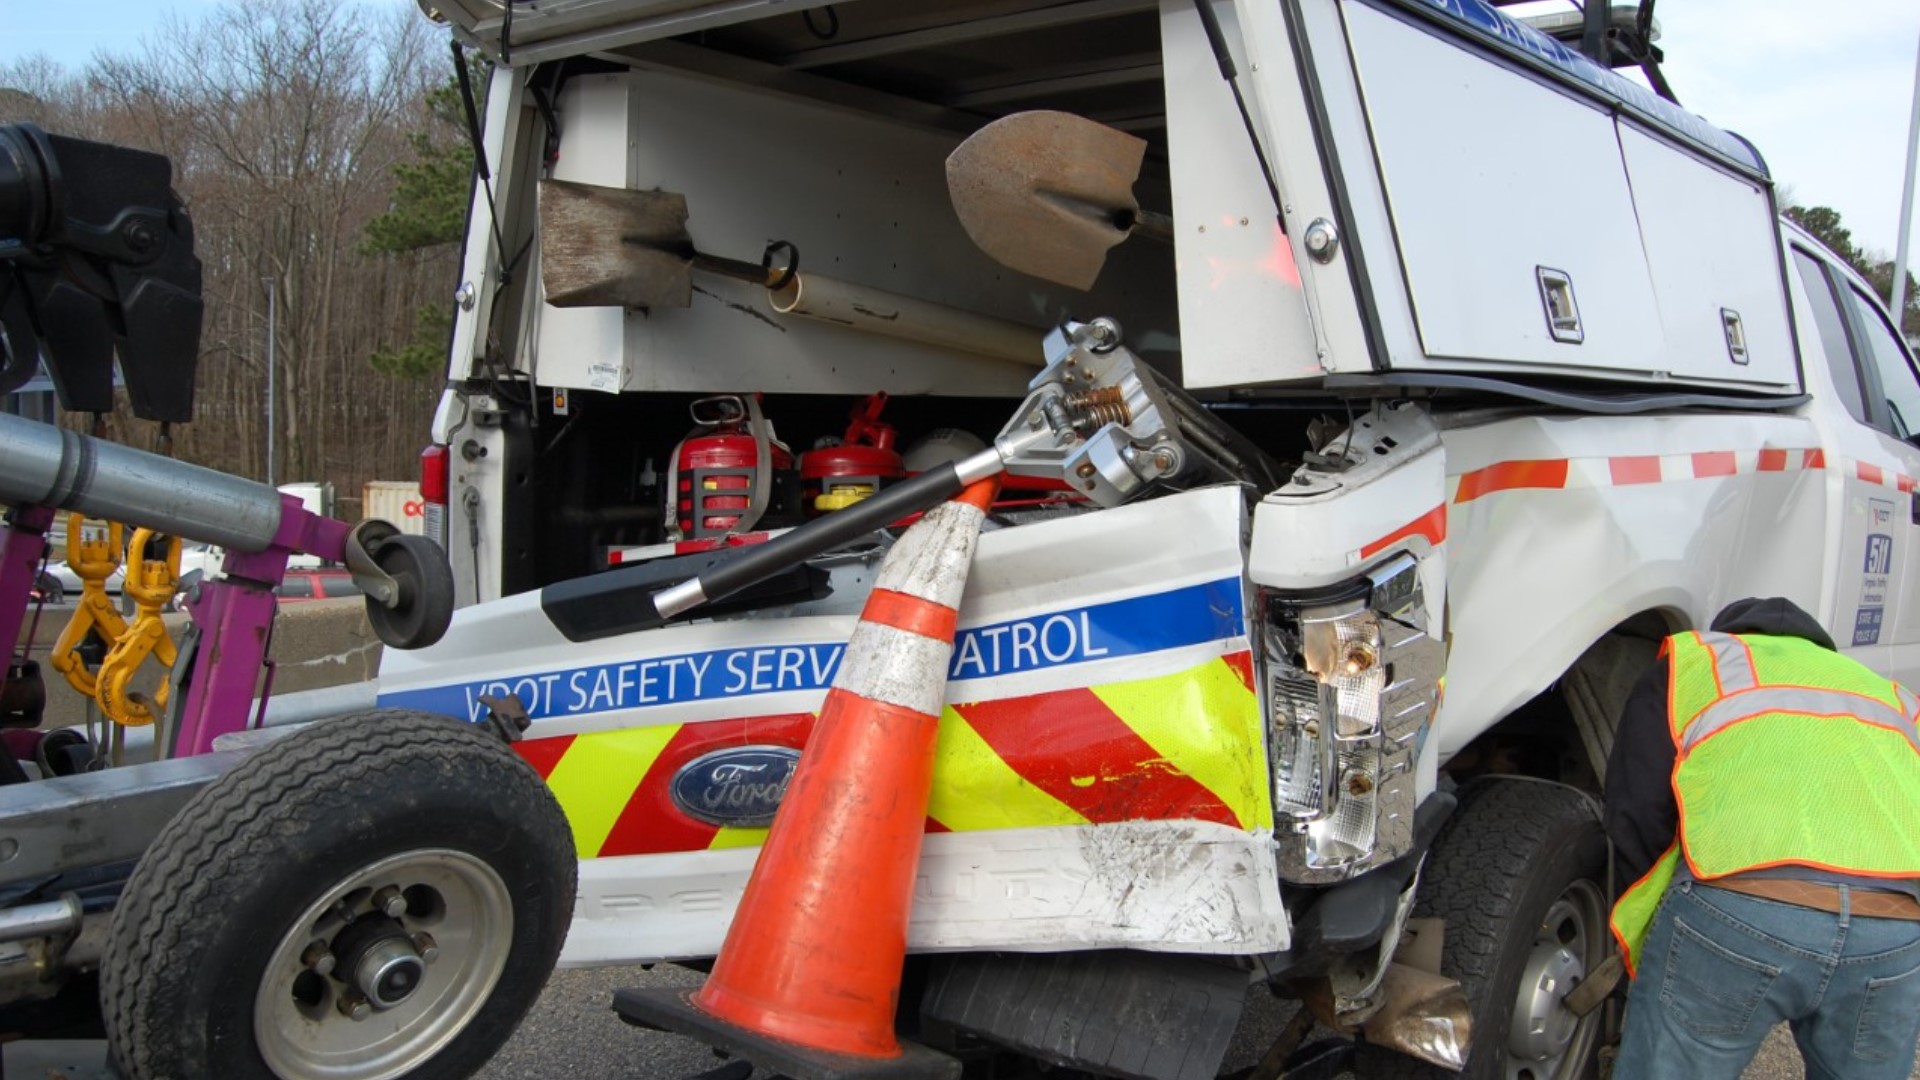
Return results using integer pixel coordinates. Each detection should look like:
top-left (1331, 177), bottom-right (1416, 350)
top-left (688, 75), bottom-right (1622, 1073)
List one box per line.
top-left (1, 0), bottom-right (453, 502)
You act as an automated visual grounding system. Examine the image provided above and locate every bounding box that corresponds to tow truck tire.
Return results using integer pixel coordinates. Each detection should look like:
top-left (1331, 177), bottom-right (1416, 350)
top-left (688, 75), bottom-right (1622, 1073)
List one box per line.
top-left (1357, 779), bottom-right (1608, 1080)
top-left (101, 709), bottom-right (576, 1080)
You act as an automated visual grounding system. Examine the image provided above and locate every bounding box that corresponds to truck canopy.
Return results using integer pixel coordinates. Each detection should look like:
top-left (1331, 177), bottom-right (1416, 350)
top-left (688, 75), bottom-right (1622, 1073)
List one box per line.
top-left (422, 0), bottom-right (1765, 178)
top-left (431, 0), bottom-right (1804, 397)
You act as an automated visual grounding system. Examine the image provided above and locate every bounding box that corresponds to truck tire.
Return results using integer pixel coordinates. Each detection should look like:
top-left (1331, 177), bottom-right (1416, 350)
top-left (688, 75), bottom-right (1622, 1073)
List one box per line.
top-left (101, 709), bottom-right (576, 1080)
top-left (1357, 779), bottom-right (1608, 1080)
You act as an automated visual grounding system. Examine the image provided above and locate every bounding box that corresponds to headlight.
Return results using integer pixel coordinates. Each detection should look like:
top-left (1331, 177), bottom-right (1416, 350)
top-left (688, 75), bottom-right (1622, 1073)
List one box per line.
top-left (1265, 554), bottom-right (1441, 884)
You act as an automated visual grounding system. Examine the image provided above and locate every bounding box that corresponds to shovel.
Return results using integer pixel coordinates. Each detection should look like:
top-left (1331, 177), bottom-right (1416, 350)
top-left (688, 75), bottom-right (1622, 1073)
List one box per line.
top-left (539, 180), bottom-right (783, 309)
top-left (945, 110), bottom-right (1172, 291)
top-left (537, 180), bottom-right (1046, 365)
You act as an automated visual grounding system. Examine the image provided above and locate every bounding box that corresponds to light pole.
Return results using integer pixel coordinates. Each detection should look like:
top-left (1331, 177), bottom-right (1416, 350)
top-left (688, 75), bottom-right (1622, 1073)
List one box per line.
top-left (263, 276), bottom-right (276, 487)
top-left (1893, 27), bottom-right (1920, 325)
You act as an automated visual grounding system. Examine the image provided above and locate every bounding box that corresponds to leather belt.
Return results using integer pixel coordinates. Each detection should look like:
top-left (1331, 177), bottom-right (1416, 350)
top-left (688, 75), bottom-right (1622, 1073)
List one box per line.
top-left (1705, 877), bottom-right (1920, 921)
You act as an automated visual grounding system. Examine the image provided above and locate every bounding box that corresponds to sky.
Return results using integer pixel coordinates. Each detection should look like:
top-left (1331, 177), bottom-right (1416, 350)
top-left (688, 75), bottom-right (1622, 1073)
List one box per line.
top-left (1622, 0), bottom-right (1920, 262)
top-left (2, 0), bottom-right (1918, 259)
top-left (0, 0), bottom-right (407, 71)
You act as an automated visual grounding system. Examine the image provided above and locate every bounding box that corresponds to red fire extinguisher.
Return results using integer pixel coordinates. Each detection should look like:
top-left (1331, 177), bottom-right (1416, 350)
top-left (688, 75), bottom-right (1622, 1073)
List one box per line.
top-left (799, 392), bottom-right (907, 515)
top-left (666, 395), bottom-right (794, 540)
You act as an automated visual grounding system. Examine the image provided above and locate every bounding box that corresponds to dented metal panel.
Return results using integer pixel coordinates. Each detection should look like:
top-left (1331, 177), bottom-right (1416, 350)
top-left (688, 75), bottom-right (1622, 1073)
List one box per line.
top-left (379, 486), bottom-right (1285, 963)
top-left (1436, 410), bottom-right (1835, 757)
top-left (564, 820), bottom-right (1281, 962)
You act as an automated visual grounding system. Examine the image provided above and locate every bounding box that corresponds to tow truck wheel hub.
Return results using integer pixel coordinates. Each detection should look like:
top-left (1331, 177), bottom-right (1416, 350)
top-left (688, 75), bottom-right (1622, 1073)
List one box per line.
top-left (254, 849), bottom-right (511, 1080)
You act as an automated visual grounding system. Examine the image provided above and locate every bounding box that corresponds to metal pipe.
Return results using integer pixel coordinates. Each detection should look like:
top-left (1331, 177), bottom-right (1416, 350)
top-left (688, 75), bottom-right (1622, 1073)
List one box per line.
top-left (650, 455), bottom-right (984, 623)
top-left (767, 272), bottom-right (1044, 366)
top-left (1891, 28), bottom-right (1920, 325)
top-left (0, 413), bottom-right (285, 551)
top-left (0, 895), bottom-right (82, 944)
top-left (264, 276), bottom-right (277, 487)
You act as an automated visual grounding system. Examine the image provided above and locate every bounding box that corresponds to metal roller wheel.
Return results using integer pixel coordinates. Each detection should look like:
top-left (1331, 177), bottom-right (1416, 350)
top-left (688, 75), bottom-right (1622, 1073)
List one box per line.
top-left (364, 534), bottom-right (455, 650)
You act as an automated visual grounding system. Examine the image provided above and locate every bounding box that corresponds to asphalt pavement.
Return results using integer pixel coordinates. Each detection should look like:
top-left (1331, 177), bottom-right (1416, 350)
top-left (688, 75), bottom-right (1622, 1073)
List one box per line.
top-left (479, 966), bottom-right (1920, 1080)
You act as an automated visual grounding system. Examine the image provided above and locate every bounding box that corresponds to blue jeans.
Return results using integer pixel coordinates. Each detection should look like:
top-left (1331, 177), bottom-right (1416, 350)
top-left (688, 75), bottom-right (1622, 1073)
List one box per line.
top-left (1614, 880), bottom-right (1920, 1079)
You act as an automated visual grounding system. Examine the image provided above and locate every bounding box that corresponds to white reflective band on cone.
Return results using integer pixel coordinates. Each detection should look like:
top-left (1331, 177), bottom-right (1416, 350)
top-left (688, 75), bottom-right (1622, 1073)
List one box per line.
top-left (833, 623), bottom-right (956, 716)
top-left (873, 500), bottom-right (987, 608)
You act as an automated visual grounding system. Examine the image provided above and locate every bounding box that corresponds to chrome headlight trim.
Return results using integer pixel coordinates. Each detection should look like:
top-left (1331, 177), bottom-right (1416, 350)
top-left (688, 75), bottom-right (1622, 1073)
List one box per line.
top-left (1267, 555), bottom-right (1442, 884)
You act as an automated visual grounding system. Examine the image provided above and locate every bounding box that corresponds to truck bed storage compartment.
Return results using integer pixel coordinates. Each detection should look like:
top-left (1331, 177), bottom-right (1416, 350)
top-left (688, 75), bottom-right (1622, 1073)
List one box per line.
top-left (530, 68), bottom-right (1180, 399)
top-left (1615, 124), bottom-right (1795, 384)
top-left (1341, 1), bottom-right (1798, 392)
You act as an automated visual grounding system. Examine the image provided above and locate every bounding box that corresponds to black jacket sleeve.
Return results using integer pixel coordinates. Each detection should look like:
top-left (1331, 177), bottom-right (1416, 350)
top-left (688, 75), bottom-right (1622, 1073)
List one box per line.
top-left (1603, 656), bottom-right (1679, 888)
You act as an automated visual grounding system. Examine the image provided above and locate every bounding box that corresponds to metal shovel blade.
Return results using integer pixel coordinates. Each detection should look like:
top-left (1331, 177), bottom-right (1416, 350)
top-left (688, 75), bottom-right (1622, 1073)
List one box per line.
top-left (946, 111), bottom-right (1149, 291)
top-left (538, 180), bottom-right (694, 309)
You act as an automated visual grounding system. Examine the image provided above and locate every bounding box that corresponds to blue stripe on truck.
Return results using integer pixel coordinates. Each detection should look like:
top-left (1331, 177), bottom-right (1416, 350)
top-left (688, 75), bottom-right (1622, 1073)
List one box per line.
top-left (378, 576), bottom-right (1247, 724)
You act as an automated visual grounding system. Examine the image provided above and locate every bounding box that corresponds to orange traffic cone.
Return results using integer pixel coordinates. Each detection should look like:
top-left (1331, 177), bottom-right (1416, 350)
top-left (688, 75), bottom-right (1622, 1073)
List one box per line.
top-left (614, 478), bottom-right (998, 1079)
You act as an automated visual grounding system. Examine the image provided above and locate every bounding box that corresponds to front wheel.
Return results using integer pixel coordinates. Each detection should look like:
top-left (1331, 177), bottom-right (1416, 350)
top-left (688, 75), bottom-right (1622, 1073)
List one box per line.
top-left (101, 709), bottom-right (577, 1080)
top-left (1357, 779), bottom-right (1609, 1080)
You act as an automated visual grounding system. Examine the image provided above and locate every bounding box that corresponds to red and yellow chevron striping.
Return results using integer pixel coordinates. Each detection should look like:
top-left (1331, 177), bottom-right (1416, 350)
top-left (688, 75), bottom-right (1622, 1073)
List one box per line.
top-left (518, 650), bottom-right (1268, 859)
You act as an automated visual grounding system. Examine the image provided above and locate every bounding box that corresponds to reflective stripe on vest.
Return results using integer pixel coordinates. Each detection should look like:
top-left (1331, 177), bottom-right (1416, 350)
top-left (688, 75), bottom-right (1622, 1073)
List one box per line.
top-left (1683, 687), bottom-right (1920, 755)
top-left (1609, 631), bottom-right (1920, 977)
top-left (1704, 634), bottom-right (1759, 694)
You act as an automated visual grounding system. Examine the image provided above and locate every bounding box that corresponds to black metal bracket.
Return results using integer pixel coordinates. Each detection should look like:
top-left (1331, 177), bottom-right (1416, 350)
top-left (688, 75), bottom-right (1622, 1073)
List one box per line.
top-left (475, 693), bottom-right (532, 744)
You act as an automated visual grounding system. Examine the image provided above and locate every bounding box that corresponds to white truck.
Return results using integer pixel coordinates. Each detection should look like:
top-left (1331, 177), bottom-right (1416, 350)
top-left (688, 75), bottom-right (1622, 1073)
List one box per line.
top-left (353, 0), bottom-right (1920, 1076)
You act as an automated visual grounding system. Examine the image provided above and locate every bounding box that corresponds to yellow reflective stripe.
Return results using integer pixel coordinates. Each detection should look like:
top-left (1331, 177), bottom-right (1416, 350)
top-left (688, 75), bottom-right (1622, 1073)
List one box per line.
top-left (708, 826), bottom-right (771, 850)
top-left (1092, 658), bottom-right (1273, 831)
top-left (928, 706), bottom-right (1086, 831)
top-left (545, 724), bottom-right (681, 857)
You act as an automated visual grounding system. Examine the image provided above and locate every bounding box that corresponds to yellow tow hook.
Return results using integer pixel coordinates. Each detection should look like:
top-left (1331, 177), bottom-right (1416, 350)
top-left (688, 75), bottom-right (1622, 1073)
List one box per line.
top-left (94, 528), bottom-right (180, 727)
top-left (48, 515), bottom-right (128, 699)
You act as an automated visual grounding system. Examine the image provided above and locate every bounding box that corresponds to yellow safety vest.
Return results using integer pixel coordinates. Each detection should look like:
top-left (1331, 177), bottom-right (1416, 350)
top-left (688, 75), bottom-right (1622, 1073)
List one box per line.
top-left (1608, 631), bottom-right (1920, 976)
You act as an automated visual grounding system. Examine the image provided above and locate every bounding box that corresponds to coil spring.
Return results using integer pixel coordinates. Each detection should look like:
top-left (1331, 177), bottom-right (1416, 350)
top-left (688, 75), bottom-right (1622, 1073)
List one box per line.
top-left (1063, 387), bottom-right (1131, 431)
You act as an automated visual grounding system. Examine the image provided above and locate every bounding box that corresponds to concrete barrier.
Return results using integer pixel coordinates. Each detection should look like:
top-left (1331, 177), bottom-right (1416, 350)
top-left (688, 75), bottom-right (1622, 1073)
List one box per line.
top-left (14, 599), bottom-right (381, 732)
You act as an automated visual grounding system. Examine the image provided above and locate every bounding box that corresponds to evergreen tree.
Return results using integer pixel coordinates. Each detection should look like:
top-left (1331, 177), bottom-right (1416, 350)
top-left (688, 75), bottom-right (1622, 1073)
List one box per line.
top-left (365, 56), bottom-right (485, 377)
top-left (1786, 204), bottom-right (1918, 338)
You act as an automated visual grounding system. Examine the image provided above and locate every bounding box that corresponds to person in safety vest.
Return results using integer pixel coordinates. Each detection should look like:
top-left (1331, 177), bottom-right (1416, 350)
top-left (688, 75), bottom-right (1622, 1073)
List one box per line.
top-left (1604, 597), bottom-right (1920, 1078)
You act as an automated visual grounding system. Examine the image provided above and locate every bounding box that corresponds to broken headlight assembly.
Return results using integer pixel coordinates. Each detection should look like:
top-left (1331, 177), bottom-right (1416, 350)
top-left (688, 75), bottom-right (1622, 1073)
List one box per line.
top-left (1266, 554), bottom-right (1442, 884)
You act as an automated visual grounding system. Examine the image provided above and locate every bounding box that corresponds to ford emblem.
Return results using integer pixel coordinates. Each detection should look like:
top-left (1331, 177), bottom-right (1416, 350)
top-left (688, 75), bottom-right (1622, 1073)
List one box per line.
top-left (670, 746), bottom-right (802, 828)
